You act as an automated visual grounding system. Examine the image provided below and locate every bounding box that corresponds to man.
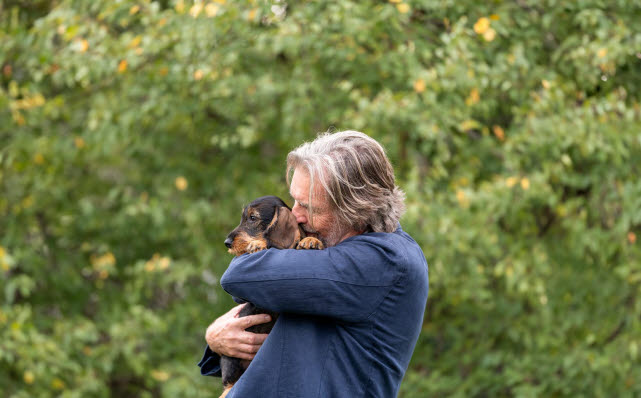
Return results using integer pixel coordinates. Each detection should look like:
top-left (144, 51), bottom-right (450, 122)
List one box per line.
top-left (199, 131), bottom-right (429, 397)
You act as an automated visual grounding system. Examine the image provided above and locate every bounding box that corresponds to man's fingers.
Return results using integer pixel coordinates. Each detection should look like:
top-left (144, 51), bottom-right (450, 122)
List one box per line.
top-left (229, 303), bottom-right (246, 318)
top-left (229, 350), bottom-right (256, 361)
top-left (239, 332), bottom-right (269, 346)
top-left (236, 342), bottom-right (263, 355)
top-left (239, 313), bottom-right (272, 329)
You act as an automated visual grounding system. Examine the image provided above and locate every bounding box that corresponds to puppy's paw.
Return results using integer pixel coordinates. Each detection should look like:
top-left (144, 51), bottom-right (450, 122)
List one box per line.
top-left (246, 239), bottom-right (267, 253)
top-left (296, 237), bottom-right (324, 250)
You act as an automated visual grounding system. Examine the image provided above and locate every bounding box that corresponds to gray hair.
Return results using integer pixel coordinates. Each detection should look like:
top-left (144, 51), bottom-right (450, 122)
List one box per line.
top-left (286, 130), bottom-right (405, 233)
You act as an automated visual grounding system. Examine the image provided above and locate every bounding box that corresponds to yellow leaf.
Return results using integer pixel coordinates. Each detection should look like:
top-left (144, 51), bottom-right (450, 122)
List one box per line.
top-left (465, 88), bottom-right (480, 106)
top-left (24, 371), bottom-right (34, 384)
top-left (159, 66), bottom-right (169, 76)
top-left (456, 190), bottom-right (469, 208)
top-left (129, 36), bottom-right (142, 48)
top-left (151, 370), bottom-right (170, 382)
top-left (507, 53), bottom-right (515, 64)
top-left (389, 0), bottom-right (402, 3)
top-left (158, 17), bottom-right (167, 27)
top-left (91, 252), bottom-right (116, 269)
top-left (159, 257), bottom-right (170, 270)
top-left (506, 177), bottom-right (518, 187)
top-left (118, 60), bottom-right (127, 73)
top-left (520, 178), bottom-right (530, 190)
top-left (175, 176), bottom-right (188, 191)
top-left (205, 3), bottom-right (220, 17)
top-left (175, 0), bottom-right (185, 13)
top-left (190, 3), bottom-right (204, 18)
top-left (473, 17), bottom-right (490, 34)
top-left (629, 232), bottom-right (637, 244)
top-left (413, 78), bottom-right (426, 93)
top-left (0, 247), bottom-right (4, 258)
top-left (542, 79), bottom-right (550, 89)
top-left (540, 295), bottom-right (548, 305)
top-left (396, 3), bottom-right (410, 13)
top-left (247, 8), bottom-right (258, 21)
top-left (490, 14), bottom-right (500, 21)
top-left (482, 27), bottom-right (496, 42)
top-left (13, 111), bottom-right (25, 125)
top-left (492, 125), bottom-right (505, 141)
top-left (73, 38), bottom-right (89, 53)
top-left (21, 195), bottom-right (33, 209)
top-left (457, 177), bottom-right (470, 187)
top-left (597, 48), bottom-right (607, 58)
top-left (34, 153), bottom-right (45, 165)
top-left (130, 5), bottom-right (140, 15)
top-left (193, 69), bottom-right (204, 80)
top-left (213, 0), bottom-right (226, 3)
top-left (51, 378), bottom-right (65, 390)
top-left (459, 119), bottom-right (480, 131)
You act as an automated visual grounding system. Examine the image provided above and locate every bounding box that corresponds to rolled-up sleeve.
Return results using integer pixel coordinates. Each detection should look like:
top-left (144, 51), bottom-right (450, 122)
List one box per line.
top-left (219, 235), bottom-right (407, 323)
top-left (197, 345), bottom-right (222, 377)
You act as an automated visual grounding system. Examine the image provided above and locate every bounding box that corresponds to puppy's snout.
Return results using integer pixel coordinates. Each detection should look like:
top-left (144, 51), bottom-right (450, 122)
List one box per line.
top-left (224, 237), bottom-right (233, 248)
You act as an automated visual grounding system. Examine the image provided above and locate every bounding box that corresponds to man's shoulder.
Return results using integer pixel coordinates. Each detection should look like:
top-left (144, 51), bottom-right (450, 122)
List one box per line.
top-left (339, 225), bottom-right (426, 266)
top-left (346, 224), bottom-right (419, 247)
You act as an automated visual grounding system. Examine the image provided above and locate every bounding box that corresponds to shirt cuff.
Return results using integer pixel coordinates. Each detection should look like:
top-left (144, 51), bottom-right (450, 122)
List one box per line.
top-left (197, 345), bottom-right (222, 377)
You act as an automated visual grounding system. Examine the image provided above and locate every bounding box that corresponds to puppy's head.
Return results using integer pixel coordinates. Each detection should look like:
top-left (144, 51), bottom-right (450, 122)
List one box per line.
top-left (224, 196), bottom-right (302, 256)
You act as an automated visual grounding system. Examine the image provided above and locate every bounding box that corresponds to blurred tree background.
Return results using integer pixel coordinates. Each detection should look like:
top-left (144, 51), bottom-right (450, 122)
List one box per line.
top-left (1, 0), bottom-right (641, 396)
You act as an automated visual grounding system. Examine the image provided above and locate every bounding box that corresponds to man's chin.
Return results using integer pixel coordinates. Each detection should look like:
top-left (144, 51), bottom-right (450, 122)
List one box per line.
top-left (303, 230), bottom-right (318, 238)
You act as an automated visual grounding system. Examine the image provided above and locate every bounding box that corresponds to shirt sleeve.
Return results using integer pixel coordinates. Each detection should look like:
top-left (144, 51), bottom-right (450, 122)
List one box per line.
top-left (197, 345), bottom-right (222, 377)
top-left (219, 235), bottom-right (406, 323)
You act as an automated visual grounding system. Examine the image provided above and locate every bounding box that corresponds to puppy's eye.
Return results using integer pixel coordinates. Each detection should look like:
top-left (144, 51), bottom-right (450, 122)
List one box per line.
top-left (249, 215), bottom-right (257, 221)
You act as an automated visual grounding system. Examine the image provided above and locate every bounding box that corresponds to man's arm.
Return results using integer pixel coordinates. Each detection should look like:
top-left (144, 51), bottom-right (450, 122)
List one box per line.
top-left (220, 235), bottom-right (407, 323)
top-left (198, 304), bottom-right (271, 377)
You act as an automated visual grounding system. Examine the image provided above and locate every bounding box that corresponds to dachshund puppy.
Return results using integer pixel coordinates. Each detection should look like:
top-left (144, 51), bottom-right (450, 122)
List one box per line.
top-left (220, 196), bottom-right (323, 397)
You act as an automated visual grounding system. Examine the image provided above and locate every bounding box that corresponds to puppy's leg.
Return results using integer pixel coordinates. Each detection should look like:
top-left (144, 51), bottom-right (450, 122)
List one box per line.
top-left (296, 237), bottom-right (324, 250)
top-left (245, 239), bottom-right (267, 253)
top-left (219, 384), bottom-right (233, 398)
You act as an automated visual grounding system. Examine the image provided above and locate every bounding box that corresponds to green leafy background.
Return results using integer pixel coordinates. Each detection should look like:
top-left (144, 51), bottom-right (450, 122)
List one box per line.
top-left (2, 0), bottom-right (641, 396)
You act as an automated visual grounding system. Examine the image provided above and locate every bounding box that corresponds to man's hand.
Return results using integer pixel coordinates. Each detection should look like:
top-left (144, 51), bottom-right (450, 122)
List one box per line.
top-left (205, 304), bottom-right (271, 360)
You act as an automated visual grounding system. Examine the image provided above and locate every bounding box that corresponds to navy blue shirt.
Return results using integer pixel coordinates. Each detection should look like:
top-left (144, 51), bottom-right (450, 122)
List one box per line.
top-left (198, 225), bottom-right (429, 397)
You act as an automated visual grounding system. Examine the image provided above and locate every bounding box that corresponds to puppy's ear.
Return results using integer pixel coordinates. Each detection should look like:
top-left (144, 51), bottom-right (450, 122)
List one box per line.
top-left (265, 207), bottom-right (300, 249)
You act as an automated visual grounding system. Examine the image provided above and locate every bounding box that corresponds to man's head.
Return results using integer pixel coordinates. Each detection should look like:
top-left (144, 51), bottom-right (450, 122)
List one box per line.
top-left (287, 130), bottom-right (405, 247)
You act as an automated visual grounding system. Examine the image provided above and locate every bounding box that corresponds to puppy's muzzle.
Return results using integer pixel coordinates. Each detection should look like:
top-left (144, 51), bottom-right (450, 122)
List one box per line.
top-left (224, 237), bottom-right (233, 249)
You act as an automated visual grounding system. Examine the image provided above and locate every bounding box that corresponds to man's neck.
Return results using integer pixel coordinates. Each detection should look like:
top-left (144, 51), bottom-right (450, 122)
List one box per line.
top-left (338, 228), bottom-right (363, 244)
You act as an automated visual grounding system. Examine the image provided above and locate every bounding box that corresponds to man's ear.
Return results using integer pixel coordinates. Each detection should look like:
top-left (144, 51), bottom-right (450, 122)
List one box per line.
top-left (265, 207), bottom-right (300, 249)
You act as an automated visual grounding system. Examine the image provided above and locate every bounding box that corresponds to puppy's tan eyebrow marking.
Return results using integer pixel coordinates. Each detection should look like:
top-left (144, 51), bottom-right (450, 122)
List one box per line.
top-left (266, 210), bottom-right (278, 229)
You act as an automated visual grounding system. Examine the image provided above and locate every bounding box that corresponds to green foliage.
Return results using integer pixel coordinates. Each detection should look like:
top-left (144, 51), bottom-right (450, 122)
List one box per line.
top-left (2, 0), bottom-right (641, 396)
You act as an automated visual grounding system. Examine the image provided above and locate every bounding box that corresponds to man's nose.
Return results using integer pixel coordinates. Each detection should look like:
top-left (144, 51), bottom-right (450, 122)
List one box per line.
top-left (292, 203), bottom-right (307, 224)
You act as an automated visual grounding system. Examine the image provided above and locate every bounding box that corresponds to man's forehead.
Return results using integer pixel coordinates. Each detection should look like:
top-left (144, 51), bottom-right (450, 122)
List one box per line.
top-left (290, 168), bottom-right (328, 206)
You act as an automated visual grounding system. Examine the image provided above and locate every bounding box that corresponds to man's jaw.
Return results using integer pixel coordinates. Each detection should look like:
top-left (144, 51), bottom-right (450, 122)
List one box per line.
top-left (303, 230), bottom-right (318, 238)
top-left (301, 227), bottom-right (323, 245)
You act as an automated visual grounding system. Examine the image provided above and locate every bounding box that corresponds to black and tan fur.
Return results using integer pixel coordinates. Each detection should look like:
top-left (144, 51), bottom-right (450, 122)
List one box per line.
top-left (220, 196), bottom-right (323, 397)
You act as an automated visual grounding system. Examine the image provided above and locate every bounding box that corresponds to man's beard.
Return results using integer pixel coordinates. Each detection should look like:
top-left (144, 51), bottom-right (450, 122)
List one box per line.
top-left (306, 223), bottom-right (350, 248)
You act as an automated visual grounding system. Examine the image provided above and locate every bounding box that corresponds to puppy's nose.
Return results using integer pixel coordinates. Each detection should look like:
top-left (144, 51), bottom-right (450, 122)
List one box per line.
top-left (224, 237), bottom-right (233, 249)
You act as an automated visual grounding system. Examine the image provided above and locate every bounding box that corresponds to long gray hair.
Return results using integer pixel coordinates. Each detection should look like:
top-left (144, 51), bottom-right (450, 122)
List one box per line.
top-left (286, 130), bottom-right (405, 233)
